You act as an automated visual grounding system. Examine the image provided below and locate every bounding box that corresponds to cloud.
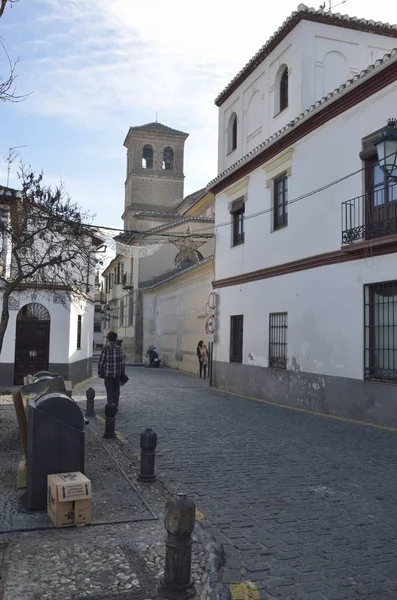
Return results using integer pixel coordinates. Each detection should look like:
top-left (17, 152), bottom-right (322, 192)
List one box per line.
top-left (3, 0), bottom-right (394, 209)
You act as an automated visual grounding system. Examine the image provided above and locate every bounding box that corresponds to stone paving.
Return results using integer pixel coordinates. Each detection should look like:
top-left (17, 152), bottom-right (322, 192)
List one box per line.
top-left (79, 368), bottom-right (397, 600)
top-left (0, 399), bottom-right (221, 600)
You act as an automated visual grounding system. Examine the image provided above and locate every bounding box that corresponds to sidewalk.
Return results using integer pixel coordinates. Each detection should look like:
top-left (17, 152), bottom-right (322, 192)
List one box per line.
top-left (0, 390), bottom-right (227, 600)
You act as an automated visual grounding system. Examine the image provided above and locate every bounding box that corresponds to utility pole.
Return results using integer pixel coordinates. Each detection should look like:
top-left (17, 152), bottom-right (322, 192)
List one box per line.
top-left (6, 145), bottom-right (27, 187)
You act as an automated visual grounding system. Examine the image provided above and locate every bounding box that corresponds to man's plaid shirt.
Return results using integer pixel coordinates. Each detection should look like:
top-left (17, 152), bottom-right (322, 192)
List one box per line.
top-left (98, 343), bottom-right (125, 378)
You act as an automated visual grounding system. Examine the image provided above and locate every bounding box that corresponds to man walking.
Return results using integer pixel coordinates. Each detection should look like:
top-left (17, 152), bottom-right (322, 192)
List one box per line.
top-left (98, 331), bottom-right (125, 411)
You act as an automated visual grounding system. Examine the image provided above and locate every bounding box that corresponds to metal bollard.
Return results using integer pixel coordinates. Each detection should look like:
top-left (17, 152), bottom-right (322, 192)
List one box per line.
top-left (158, 493), bottom-right (196, 599)
top-left (103, 402), bottom-right (117, 439)
top-left (138, 428), bottom-right (157, 482)
top-left (85, 387), bottom-right (96, 417)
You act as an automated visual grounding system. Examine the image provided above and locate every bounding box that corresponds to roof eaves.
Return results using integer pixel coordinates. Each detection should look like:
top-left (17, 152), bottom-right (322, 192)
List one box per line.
top-left (208, 47), bottom-right (397, 190)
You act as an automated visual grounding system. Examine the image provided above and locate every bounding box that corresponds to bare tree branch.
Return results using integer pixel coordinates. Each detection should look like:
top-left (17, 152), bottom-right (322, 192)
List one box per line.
top-left (0, 40), bottom-right (30, 103)
top-left (0, 0), bottom-right (19, 19)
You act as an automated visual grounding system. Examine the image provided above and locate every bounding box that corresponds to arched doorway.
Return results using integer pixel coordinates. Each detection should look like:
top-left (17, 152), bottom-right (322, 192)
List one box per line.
top-left (14, 303), bottom-right (51, 385)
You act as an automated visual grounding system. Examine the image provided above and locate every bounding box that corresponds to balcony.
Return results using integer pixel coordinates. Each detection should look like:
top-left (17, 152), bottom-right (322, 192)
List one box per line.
top-left (341, 185), bottom-right (397, 246)
top-left (122, 273), bottom-right (133, 289)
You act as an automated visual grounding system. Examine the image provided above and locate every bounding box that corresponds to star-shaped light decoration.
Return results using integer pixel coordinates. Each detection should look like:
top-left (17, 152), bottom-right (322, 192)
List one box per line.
top-left (170, 226), bottom-right (207, 267)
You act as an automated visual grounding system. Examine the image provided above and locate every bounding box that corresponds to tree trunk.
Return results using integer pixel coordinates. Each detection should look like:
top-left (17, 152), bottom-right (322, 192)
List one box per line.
top-left (0, 287), bottom-right (11, 356)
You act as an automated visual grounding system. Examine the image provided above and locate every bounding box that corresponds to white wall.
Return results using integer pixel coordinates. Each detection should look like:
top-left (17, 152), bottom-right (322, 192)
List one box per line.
top-left (0, 290), bottom-right (70, 364)
top-left (215, 80), bottom-right (397, 281)
top-left (214, 254), bottom-right (397, 381)
top-left (68, 295), bottom-right (94, 364)
top-left (217, 19), bottom-right (397, 174)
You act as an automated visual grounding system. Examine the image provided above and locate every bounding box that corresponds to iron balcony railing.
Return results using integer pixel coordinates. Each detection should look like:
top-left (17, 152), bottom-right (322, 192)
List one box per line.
top-left (341, 185), bottom-right (397, 245)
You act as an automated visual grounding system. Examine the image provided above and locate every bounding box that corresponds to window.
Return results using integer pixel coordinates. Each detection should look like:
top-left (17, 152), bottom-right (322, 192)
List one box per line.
top-left (280, 67), bottom-right (288, 111)
top-left (364, 281), bottom-right (397, 382)
top-left (230, 315), bottom-right (244, 363)
top-left (128, 295), bottom-right (134, 326)
top-left (269, 312), bottom-right (287, 369)
top-left (273, 175), bottom-right (288, 230)
top-left (120, 298), bottom-right (124, 326)
top-left (142, 145), bottom-right (153, 169)
top-left (365, 156), bottom-right (397, 236)
top-left (94, 321), bottom-right (102, 332)
top-left (227, 113), bottom-right (238, 154)
top-left (77, 315), bottom-right (82, 350)
top-left (231, 200), bottom-right (245, 246)
top-left (163, 147), bottom-right (174, 170)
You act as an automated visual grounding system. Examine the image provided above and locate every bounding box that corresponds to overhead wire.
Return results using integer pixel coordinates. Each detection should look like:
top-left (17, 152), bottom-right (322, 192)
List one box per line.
top-left (67, 149), bottom-right (396, 242)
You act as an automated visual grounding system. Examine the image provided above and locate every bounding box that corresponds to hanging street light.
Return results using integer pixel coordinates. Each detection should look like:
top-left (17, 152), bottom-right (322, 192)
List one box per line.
top-left (374, 118), bottom-right (397, 179)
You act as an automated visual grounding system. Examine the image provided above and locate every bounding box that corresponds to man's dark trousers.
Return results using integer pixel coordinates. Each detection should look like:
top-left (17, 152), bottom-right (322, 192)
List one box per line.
top-left (104, 377), bottom-right (120, 407)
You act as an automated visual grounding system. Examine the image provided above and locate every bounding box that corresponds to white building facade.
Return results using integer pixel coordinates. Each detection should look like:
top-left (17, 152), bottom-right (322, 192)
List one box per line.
top-left (209, 5), bottom-right (397, 426)
top-left (0, 186), bottom-right (96, 387)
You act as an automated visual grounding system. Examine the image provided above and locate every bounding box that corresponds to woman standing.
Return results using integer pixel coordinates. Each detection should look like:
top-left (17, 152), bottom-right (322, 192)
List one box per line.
top-left (201, 343), bottom-right (209, 380)
top-left (197, 340), bottom-right (204, 378)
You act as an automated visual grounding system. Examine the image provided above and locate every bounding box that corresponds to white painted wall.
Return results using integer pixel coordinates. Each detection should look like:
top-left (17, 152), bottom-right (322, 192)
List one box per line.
top-left (218, 18), bottom-right (397, 174)
top-left (0, 290), bottom-right (70, 364)
top-left (215, 81), bottom-right (397, 281)
top-left (214, 254), bottom-right (397, 381)
top-left (68, 295), bottom-right (94, 364)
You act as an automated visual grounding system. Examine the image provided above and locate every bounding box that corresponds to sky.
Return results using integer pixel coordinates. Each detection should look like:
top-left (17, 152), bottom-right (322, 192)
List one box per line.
top-left (1, 0), bottom-right (397, 232)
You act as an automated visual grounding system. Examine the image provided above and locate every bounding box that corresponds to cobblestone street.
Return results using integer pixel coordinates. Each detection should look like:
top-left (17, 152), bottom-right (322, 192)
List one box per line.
top-left (82, 367), bottom-right (397, 600)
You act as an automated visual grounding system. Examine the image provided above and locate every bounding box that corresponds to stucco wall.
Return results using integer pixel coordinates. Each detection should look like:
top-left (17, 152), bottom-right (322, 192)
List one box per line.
top-left (215, 81), bottom-right (397, 281)
top-left (142, 264), bottom-right (213, 374)
top-left (214, 256), bottom-right (397, 381)
top-left (0, 290), bottom-right (94, 386)
top-left (218, 19), bottom-right (397, 174)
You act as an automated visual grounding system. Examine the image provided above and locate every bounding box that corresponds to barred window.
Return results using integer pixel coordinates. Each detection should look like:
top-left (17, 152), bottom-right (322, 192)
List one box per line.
top-left (230, 315), bottom-right (243, 363)
top-left (269, 312), bottom-right (287, 369)
top-left (77, 315), bottom-right (82, 350)
top-left (364, 281), bottom-right (397, 382)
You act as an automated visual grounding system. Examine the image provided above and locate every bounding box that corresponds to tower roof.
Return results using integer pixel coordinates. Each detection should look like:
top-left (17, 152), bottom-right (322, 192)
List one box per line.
top-left (128, 122), bottom-right (189, 136)
top-left (124, 121), bottom-right (189, 147)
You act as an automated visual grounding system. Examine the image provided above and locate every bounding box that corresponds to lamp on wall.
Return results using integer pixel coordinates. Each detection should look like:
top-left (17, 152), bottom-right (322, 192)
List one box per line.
top-left (374, 119), bottom-right (397, 179)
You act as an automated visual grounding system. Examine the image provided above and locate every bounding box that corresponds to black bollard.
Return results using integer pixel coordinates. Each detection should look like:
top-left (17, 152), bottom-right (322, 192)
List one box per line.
top-left (138, 428), bottom-right (157, 482)
top-left (85, 387), bottom-right (96, 417)
top-left (103, 402), bottom-right (117, 439)
top-left (158, 493), bottom-right (196, 600)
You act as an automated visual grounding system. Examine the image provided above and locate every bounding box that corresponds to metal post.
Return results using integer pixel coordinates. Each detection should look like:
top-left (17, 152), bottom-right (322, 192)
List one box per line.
top-left (103, 402), bottom-right (117, 439)
top-left (158, 493), bottom-right (196, 600)
top-left (85, 387), bottom-right (96, 417)
top-left (138, 428), bottom-right (157, 482)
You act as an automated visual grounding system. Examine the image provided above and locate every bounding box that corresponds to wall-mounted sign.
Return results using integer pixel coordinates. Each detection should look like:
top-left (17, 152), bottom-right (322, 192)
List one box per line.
top-left (205, 292), bottom-right (216, 335)
top-left (8, 296), bottom-right (19, 311)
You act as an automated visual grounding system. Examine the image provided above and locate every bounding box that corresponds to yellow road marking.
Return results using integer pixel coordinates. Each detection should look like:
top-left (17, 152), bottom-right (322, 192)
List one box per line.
top-left (195, 508), bottom-right (206, 521)
top-left (230, 583), bottom-right (260, 600)
top-left (73, 375), bottom-right (96, 391)
top-left (212, 386), bottom-right (397, 433)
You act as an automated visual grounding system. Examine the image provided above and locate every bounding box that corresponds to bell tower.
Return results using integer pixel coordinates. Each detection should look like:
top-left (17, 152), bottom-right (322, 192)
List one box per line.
top-left (123, 122), bottom-right (189, 230)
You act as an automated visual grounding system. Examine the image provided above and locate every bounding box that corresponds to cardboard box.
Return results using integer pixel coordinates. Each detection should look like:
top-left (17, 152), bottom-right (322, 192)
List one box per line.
top-left (47, 472), bottom-right (92, 528)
